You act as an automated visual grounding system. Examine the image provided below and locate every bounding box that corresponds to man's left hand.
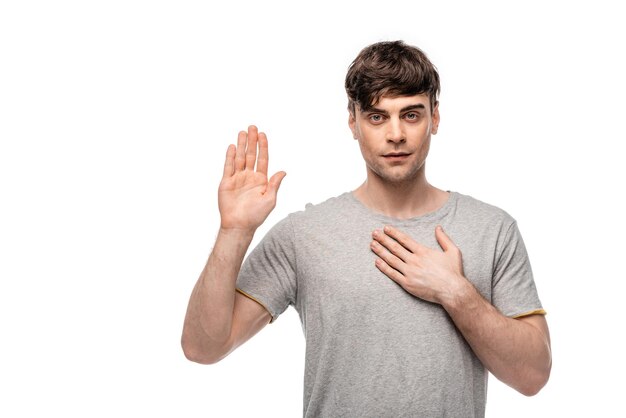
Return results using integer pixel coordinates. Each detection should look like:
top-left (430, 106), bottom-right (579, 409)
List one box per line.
top-left (370, 225), bottom-right (468, 305)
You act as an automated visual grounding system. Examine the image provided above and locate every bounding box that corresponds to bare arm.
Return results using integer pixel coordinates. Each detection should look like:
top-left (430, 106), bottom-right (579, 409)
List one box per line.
top-left (444, 293), bottom-right (551, 396)
top-left (370, 225), bottom-right (552, 396)
top-left (181, 126), bottom-right (286, 364)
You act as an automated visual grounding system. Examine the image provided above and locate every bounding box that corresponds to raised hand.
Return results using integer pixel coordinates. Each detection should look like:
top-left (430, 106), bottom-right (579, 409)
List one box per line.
top-left (218, 125), bottom-right (286, 232)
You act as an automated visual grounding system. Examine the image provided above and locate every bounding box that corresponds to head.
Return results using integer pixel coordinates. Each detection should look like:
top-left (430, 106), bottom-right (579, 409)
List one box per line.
top-left (345, 40), bottom-right (440, 116)
top-left (345, 41), bottom-right (442, 186)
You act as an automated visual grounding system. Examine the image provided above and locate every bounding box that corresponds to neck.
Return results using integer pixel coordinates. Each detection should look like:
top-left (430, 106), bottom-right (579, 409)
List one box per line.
top-left (353, 170), bottom-right (448, 220)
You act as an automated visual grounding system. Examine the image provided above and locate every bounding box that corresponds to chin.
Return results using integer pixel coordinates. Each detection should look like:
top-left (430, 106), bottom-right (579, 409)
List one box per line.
top-left (378, 171), bottom-right (419, 185)
top-left (367, 161), bottom-right (423, 185)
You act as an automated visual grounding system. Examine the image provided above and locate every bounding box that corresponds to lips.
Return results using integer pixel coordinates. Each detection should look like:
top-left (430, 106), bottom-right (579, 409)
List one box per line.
top-left (383, 152), bottom-right (411, 157)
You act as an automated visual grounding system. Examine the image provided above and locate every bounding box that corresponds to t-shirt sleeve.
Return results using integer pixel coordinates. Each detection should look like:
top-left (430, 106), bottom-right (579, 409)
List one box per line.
top-left (491, 220), bottom-right (545, 318)
top-left (236, 215), bottom-right (297, 323)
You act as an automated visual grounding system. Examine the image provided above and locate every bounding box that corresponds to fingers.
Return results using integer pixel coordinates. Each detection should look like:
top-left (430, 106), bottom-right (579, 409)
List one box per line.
top-left (222, 144), bottom-right (236, 178)
top-left (375, 257), bottom-right (405, 285)
top-left (256, 132), bottom-right (269, 175)
top-left (267, 171), bottom-right (287, 195)
top-left (371, 239), bottom-right (406, 274)
top-left (382, 225), bottom-right (422, 253)
top-left (245, 125), bottom-right (258, 171)
top-left (374, 226), bottom-right (418, 257)
top-left (234, 130), bottom-right (247, 172)
top-left (232, 125), bottom-right (268, 174)
top-left (435, 225), bottom-right (457, 253)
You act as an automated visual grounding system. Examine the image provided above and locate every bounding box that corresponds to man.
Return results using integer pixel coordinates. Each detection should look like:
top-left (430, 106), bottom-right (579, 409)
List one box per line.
top-left (182, 40), bottom-right (551, 417)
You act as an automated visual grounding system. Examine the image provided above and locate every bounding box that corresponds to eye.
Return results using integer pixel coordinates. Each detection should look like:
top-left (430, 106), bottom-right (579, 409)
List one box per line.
top-left (368, 114), bottom-right (384, 124)
top-left (404, 112), bottom-right (420, 121)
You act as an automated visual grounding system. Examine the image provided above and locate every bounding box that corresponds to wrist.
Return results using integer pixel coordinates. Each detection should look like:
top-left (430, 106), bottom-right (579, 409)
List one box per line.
top-left (218, 226), bottom-right (256, 241)
top-left (439, 275), bottom-right (478, 313)
top-left (209, 227), bottom-right (256, 263)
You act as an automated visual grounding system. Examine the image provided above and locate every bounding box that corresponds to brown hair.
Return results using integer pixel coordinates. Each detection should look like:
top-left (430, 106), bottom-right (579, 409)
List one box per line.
top-left (345, 40), bottom-right (440, 114)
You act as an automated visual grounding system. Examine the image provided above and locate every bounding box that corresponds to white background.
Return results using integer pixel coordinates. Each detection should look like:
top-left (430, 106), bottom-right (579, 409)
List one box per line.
top-left (1, 1), bottom-right (625, 417)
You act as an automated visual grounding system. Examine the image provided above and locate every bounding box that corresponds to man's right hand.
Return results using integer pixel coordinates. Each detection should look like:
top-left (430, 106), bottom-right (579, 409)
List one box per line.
top-left (218, 125), bottom-right (286, 232)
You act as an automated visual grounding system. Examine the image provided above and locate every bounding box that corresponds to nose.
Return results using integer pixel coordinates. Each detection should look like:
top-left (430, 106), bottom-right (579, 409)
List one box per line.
top-left (385, 118), bottom-right (405, 144)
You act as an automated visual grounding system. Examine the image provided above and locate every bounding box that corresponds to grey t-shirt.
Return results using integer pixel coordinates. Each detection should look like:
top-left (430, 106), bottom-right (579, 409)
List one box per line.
top-left (236, 191), bottom-right (544, 418)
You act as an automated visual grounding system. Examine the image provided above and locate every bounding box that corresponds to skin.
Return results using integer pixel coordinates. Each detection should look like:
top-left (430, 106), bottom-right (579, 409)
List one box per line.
top-left (183, 95), bottom-right (552, 395)
top-left (349, 94), bottom-right (449, 219)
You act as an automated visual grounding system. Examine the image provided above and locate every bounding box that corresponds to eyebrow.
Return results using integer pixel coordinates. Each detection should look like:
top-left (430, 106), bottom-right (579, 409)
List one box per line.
top-left (364, 103), bottom-right (426, 115)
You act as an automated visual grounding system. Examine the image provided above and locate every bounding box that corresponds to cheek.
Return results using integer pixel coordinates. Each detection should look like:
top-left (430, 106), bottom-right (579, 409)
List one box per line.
top-left (357, 124), bottom-right (379, 142)
top-left (356, 139), bottom-right (371, 158)
top-left (416, 139), bottom-right (432, 161)
top-left (356, 139), bottom-right (379, 165)
top-left (355, 122), bottom-right (369, 139)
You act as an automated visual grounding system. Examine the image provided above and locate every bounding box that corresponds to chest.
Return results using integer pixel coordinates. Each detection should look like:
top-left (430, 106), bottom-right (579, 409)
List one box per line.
top-left (292, 221), bottom-right (496, 338)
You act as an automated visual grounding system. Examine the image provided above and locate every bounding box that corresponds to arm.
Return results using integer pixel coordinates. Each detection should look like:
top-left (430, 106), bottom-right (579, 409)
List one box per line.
top-left (370, 225), bottom-right (551, 396)
top-left (181, 125), bottom-right (286, 364)
top-left (443, 285), bottom-right (551, 396)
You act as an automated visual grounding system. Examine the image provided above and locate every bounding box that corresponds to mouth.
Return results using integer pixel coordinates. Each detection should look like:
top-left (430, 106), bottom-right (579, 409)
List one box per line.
top-left (383, 152), bottom-right (411, 157)
top-left (382, 152), bottom-right (412, 161)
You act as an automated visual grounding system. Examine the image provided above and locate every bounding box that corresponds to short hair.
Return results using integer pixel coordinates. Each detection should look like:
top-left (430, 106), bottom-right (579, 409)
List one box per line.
top-left (345, 40), bottom-right (440, 114)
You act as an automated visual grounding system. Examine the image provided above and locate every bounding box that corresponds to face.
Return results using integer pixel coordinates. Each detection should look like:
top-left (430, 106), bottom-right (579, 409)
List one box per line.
top-left (349, 94), bottom-right (440, 185)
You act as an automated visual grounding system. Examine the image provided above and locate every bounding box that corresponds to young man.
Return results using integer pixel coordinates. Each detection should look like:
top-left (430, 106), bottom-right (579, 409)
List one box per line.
top-left (182, 41), bottom-right (552, 417)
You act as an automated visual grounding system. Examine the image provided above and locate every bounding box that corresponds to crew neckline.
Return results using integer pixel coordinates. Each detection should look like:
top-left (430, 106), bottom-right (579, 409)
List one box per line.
top-left (344, 190), bottom-right (458, 225)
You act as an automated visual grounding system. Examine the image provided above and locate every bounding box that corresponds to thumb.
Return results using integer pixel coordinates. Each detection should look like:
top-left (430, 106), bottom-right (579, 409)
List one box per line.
top-left (267, 171), bottom-right (287, 195)
top-left (435, 225), bottom-right (456, 252)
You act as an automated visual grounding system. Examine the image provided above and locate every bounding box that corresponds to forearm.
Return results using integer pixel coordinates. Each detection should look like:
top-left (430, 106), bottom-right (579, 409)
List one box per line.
top-left (442, 280), bottom-right (552, 396)
top-left (182, 228), bottom-right (254, 361)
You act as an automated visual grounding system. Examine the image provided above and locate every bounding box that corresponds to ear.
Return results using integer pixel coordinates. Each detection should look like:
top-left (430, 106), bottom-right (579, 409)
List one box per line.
top-left (348, 111), bottom-right (358, 139)
top-left (431, 101), bottom-right (440, 135)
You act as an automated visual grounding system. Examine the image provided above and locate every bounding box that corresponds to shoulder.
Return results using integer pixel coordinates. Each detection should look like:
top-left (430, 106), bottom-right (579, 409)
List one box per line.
top-left (448, 192), bottom-right (530, 263)
top-left (450, 192), bottom-right (518, 238)
top-left (453, 191), bottom-right (516, 224)
top-left (260, 193), bottom-right (352, 243)
top-left (286, 192), bottom-right (355, 226)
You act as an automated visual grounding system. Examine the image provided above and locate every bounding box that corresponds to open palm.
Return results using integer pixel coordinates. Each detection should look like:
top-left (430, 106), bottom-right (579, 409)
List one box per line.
top-left (218, 126), bottom-right (286, 232)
